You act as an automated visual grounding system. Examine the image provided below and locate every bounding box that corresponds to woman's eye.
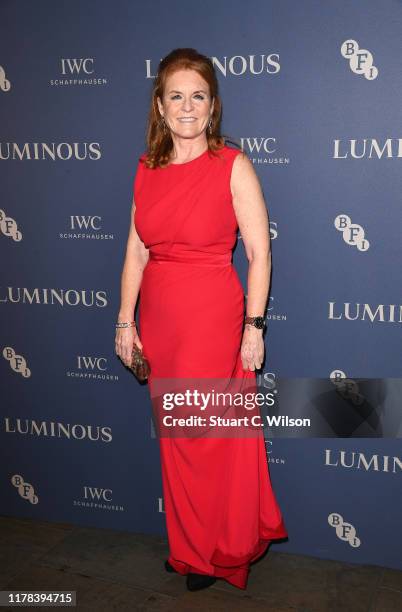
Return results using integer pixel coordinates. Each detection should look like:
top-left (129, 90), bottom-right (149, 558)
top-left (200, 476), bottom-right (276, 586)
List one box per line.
top-left (169, 94), bottom-right (205, 100)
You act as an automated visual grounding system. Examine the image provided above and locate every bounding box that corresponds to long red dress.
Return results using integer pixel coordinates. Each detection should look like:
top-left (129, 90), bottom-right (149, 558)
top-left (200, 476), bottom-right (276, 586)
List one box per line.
top-left (133, 144), bottom-right (287, 590)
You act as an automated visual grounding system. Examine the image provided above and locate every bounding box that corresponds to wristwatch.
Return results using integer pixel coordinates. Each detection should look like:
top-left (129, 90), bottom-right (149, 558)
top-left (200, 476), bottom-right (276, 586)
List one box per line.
top-left (245, 316), bottom-right (266, 329)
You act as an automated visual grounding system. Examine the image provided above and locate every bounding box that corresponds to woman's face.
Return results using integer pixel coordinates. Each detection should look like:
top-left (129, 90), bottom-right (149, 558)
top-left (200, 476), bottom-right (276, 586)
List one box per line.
top-left (157, 69), bottom-right (214, 141)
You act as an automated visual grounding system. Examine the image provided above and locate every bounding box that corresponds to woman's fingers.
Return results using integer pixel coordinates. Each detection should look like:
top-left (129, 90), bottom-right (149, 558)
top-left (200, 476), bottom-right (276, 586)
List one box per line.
top-left (241, 345), bottom-right (254, 371)
top-left (253, 350), bottom-right (263, 370)
top-left (134, 336), bottom-right (143, 351)
top-left (241, 333), bottom-right (265, 371)
top-left (115, 328), bottom-right (144, 366)
top-left (123, 343), bottom-right (132, 365)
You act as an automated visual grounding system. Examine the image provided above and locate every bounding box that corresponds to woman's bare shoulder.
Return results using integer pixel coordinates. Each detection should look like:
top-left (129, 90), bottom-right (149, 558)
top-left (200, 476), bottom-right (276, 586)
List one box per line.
top-left (230, 149), bottom-right (260, 198)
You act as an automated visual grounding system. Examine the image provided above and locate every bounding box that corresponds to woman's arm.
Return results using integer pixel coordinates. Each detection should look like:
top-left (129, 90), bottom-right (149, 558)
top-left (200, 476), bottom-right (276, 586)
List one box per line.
top-left (115, 197), bottom-right (149, 366)
top-left (230, 152), bottom-right (271, 371)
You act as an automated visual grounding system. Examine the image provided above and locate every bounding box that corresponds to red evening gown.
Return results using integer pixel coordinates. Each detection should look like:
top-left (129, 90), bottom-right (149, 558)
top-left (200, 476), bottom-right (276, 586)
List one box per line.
top-left (133, 144), bottom-right (287, 590)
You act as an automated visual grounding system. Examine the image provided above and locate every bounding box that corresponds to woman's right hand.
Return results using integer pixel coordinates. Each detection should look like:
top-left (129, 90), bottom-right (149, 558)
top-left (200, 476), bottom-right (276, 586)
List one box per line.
top-left (115, 325), bottom-right (143, 367)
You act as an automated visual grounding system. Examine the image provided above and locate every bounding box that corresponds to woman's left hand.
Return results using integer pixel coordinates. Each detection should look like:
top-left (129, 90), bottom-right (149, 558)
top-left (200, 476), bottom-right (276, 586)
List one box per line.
top-left (240, 326), bottom-right (265, 371)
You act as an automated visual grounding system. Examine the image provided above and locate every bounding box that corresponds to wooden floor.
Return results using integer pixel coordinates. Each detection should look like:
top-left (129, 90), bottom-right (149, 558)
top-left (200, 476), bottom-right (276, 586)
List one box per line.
top-left (0, 515), bottom-right (400, 611)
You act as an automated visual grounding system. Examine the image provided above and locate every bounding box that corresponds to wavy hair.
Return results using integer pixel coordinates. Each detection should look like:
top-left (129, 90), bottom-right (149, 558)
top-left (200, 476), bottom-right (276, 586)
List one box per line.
top-left (143, 48), bottom-right (231, 169)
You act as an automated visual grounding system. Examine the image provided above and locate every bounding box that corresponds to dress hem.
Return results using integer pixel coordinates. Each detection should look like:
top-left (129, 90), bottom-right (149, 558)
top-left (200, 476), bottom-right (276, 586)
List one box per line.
top-left (167, 522), bottom-right (288, 590)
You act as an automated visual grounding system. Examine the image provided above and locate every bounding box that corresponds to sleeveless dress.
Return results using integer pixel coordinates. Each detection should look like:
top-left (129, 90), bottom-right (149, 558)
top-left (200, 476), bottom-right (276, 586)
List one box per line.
top-left (133, 144), bottom-right (287, 590)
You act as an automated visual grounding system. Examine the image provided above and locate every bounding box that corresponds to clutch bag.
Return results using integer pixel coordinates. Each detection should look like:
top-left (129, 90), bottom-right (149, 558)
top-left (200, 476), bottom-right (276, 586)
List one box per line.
top-left (129, 344), bottom-right (151, 381)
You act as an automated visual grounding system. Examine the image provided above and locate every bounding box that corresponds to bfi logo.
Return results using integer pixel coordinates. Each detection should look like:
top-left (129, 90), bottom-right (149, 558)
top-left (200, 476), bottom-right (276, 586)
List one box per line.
top-left (11, 474), bottom-right (38, 504)
top-left (328, 512), bottom-right (361, 548)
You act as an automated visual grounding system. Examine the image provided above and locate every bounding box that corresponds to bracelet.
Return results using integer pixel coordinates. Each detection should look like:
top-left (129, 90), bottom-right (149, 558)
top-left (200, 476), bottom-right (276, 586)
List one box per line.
top-left (116, 321), bottom-right (136, 328)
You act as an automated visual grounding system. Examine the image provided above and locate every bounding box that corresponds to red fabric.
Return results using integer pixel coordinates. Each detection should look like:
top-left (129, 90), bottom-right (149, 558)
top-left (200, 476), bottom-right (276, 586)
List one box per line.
top-left (133, 144), bottom-right (287, 589)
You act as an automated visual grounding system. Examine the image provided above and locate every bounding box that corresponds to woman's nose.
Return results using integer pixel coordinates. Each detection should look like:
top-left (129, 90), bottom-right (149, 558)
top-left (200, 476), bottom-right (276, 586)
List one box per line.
top-left (181, 97), bottom-right (194, 111)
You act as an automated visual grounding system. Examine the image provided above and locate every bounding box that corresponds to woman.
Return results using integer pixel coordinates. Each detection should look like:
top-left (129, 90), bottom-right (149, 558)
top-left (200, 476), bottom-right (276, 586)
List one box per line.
top-left (115, 48), bottom-right (287, 592)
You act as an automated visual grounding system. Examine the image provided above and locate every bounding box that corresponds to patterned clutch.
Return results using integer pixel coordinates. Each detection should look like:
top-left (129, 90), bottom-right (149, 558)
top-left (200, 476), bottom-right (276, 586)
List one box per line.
top-left (129, 344), bottom-right (150, 381)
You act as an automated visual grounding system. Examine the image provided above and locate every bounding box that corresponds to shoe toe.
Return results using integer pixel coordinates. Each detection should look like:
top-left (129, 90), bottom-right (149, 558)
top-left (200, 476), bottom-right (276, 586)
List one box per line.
top-left (186, 572), bottom-right (216, 591)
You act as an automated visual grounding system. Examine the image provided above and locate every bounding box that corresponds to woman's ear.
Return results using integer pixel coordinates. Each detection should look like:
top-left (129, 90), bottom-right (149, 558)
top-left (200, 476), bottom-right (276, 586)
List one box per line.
top-left (156, 96), bottom-right (164, 117)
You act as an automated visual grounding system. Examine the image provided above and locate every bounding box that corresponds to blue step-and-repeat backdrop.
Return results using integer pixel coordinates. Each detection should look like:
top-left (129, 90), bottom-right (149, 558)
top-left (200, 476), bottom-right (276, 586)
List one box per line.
top-left (1, 0), bottom-right (401, 572)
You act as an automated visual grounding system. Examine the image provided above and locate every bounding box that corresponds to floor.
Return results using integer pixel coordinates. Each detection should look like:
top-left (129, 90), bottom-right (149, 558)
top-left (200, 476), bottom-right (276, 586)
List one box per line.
top-left (0, 515), bottom-right (401, 611)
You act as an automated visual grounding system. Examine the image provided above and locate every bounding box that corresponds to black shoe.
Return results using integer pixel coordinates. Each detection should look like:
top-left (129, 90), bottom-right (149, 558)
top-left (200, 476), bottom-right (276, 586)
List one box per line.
top-left (186, 572), bottom-right (216, 591)
top-left (164, 559), bottom-right (178, 573)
